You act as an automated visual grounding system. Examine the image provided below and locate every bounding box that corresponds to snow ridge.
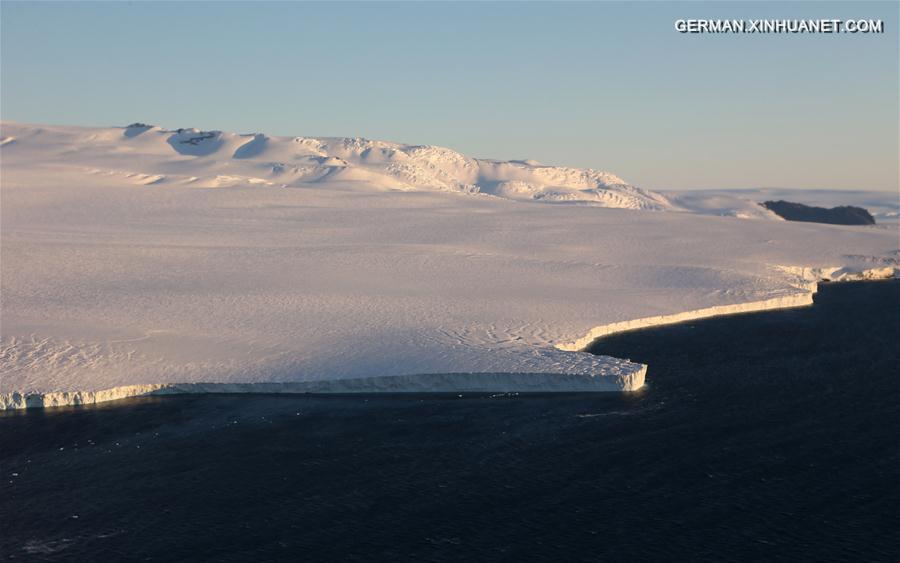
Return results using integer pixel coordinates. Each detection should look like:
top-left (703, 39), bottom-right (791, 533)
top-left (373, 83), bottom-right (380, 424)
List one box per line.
top-left (1, 122), bottom-right (674, 210)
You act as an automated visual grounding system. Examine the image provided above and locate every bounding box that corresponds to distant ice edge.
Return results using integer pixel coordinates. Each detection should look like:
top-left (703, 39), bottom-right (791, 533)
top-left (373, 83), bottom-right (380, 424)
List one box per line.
top-left (558, 265), bottom-right (896, 352)
top-left (2, 265), bottom-right (894, 411)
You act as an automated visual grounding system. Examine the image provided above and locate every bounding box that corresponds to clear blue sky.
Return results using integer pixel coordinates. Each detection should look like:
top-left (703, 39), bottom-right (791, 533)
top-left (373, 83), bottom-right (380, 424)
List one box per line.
top-left (2, 1), bottom-right (897, 191)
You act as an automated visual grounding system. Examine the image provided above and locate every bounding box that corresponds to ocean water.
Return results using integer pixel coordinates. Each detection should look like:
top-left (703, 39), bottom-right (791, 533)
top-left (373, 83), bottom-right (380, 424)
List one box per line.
top-left (1, 281), bottom-right (898, 562)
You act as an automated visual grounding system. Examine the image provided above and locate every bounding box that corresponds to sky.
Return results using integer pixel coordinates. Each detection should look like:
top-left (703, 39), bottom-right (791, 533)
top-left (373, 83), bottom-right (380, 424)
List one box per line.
top-left (1, 1), bottom-right (897, 191)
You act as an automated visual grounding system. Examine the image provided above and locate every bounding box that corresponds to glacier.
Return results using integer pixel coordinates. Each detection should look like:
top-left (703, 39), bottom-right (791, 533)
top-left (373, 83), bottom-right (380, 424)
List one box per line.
top-left (1, 122), bottom-right (897, 409)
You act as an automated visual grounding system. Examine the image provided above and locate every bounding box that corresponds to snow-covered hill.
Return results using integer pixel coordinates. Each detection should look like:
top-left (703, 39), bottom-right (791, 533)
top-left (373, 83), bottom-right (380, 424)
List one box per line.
top-left (1, 122), bottom-right (674, 210)
top-left (1, 122), bottom-right (897, 408)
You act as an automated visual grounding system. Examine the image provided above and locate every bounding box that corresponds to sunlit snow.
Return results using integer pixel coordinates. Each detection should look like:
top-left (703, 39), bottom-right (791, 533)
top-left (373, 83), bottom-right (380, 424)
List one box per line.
top-left (1, 122), bottom-right (896, 408)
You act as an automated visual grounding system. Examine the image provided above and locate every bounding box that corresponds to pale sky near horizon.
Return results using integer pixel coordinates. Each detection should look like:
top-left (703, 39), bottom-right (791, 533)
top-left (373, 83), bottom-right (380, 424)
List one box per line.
top-left (2, 1), bottom-right (897, 191)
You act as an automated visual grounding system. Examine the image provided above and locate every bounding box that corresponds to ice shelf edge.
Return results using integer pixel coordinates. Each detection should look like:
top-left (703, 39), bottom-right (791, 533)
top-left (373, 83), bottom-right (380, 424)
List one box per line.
top-left (3, 266), bottom-right (894, 411)
top-left (0, 368), bottom-right (647, 410)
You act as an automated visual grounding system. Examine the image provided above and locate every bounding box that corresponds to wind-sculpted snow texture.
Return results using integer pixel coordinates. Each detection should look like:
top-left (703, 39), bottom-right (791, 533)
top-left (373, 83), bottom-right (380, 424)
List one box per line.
top-left (1, 123), bottom-right (897, 408)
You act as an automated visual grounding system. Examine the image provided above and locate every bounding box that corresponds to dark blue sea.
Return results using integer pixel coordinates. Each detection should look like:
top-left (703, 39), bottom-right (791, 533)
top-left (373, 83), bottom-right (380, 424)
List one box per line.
top-left (1, 281), bottom-right (898, 562)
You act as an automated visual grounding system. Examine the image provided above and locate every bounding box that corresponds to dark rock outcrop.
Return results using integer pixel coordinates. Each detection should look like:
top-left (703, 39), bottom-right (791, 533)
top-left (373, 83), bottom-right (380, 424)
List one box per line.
top-left (762, 200), bottom-right (876, 225)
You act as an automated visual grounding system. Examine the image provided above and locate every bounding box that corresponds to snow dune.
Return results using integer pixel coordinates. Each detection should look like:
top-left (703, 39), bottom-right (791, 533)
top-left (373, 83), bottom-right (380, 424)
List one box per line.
top-left (1, 122), bottom-right (897, 409)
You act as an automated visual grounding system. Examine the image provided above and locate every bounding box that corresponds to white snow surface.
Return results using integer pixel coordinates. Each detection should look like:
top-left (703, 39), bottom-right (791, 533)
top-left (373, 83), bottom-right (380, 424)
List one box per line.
top-left (1, 122), bottom-right (897, 408)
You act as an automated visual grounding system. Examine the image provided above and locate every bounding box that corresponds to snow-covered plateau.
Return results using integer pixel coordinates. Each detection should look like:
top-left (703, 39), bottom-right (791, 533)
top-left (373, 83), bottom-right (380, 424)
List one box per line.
top-left (1, 122), bottom-right (897, 409)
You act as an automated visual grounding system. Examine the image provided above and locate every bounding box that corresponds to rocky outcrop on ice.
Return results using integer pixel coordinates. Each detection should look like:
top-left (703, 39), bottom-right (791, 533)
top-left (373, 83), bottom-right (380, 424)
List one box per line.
top-left (667, 188), bottom-right (899, 224)
top-left (762, 200), bottom-right (876, 225)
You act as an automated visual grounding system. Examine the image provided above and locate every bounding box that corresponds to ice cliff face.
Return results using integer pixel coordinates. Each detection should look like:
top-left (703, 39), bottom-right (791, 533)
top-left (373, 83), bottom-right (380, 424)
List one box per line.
top-left (0, 369), bottom-right (648, 410)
